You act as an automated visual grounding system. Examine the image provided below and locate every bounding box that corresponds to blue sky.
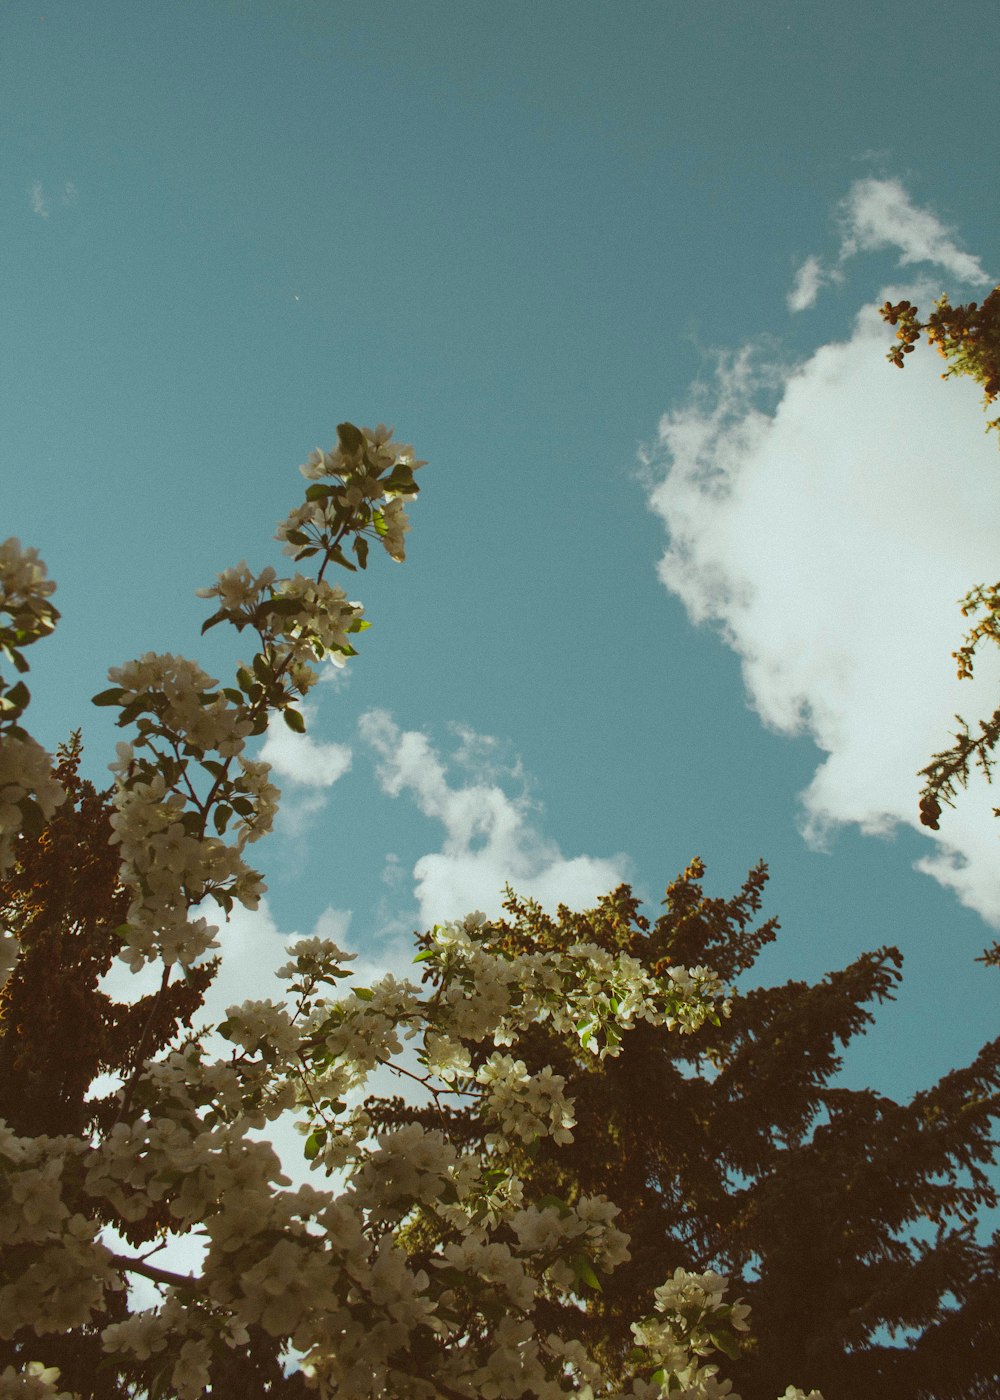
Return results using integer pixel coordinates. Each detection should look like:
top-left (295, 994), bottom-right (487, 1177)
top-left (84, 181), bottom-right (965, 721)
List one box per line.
top-left (4, 0), bottom-right (1000, 1107)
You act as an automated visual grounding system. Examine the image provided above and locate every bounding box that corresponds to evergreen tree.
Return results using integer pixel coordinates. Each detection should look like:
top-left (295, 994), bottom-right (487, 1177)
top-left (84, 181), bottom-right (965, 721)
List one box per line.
top-left (375, 860), bottom-right (1000, 1399)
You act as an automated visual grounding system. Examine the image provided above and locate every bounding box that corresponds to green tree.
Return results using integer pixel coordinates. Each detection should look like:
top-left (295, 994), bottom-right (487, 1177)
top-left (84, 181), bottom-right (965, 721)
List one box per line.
top-left (375, 861), bottom-right (1000, 1399)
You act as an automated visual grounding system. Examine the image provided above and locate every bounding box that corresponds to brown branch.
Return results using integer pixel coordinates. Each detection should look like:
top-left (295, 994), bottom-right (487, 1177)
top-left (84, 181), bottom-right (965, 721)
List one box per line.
top-left (109, 1252), bottom-right (199, 1291)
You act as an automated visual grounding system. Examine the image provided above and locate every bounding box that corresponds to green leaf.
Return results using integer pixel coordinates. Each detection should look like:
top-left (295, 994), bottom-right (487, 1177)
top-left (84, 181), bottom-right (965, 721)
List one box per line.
top-left (353, 535), bottom-right (369, 569)
top-left (573, 1255), bottom-right (602, 1292)
top-left (282, 707), bottom-right (306, 734)
top-left (253, 653), bottom-right (271, 682)
top-left (304, 1129), bottom-right (327, 1160)
top-left (200, 610), bottom-right (227, 635)
top-left (213, 805), bottom-right (232, 835)
top-left (710, 1330), bottom-right (741, 1360)
top-left (305, 484), bottom-right (333, 502)
top-left (412, 949), bottom-right (437, 963)
top-left (4, 680), bottom-right (30, 711)
top-left (353, 987), bottom-right (374, 1001)
top-left (18, 797), bottom-right (47, 841)
top-left (336, 421), bottom-right (364, 454)
top-left (91, 687), bottom-right (126, 707)
top-left (260, 597), bottom-right (301, 616)
top-left (329, 544), bottom-right (357, 572)
top-left (384, 465), bottom-right (414, 492)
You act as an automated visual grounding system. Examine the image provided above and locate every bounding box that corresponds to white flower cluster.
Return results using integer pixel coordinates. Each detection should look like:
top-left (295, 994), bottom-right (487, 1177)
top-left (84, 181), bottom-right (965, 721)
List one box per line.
top-left (0, 735), bottom-right (65, 881)
top-left (196, 559), bottom-right (277, 613)
top-left (623, 1269), bottom-right (752, 1400)
top-left (272, 573), bottom-right (365, 665)
top-left (420, 913), bottom-right (731, 1068)
top-left (277, 422), bottom-right (424, 566)
top-left (297, 422), bottom-right (423, 488)
top-left (0, 540), bottom-right (65, 879)
top-left (107, 757), bottom-right (264, 969)
top-left (0, 1128), bottom-right (123, 1342)
top-left (0, 1361), bottom-right (75, 1399)
top-left (475, 1053), bottom-right (577, 1147)
top-left (0, 538), bottom-right (56, 627)
top-left (106, 652), bottom-right (253, 759)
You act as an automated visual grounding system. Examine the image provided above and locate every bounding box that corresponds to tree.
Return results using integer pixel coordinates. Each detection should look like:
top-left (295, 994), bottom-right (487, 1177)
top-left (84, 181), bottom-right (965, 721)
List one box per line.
top-left (374, 864), bottom-right (1000, 1399)
top-left (0, 426), bottom-right (822, 1399)
top-left (0, 737), bottom-right (306, 1398)
top-left (880, 290), bottom-right (1000, 964)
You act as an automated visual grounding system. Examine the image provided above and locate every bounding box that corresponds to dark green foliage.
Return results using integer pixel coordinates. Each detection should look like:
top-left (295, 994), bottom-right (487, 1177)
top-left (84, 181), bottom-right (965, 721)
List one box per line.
top-left (373, 861), bottom-right (1000, 1399)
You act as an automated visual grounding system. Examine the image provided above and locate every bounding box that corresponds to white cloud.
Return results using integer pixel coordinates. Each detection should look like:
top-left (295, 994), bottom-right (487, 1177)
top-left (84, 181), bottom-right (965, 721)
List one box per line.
top-left (838, 178), bottom-right (991, 284)
top-left (787, 178), bottom-right (991, 311)
top-left (30, 181), bottom-right (48, 218)
top-left (644, 297), bottom-right (1000, 927)
top-left (257, 715), bottom-right (352, 841)
top-left (358, 709), bottom-right (630, 927)
top-left (259, 721), bottom-right (352, 787)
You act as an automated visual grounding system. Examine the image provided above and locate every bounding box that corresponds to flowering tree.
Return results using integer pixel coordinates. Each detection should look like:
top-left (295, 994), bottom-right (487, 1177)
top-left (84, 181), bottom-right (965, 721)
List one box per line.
top-left (0, 425), bottom-right (822, 1399)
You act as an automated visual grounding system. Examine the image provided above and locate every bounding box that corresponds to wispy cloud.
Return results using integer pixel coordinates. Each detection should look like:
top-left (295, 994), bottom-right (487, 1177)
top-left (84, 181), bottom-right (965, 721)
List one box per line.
top-left (644, 286), bottom-right (1000, 927)
top-left (359, 710), bottom-right (629, 927)
top-left (29, 179), bottom-right (78, 220)
top-left (787, 254), bottom-right (829, 312)
top-left (838, 178), bottom-right (990, 282)
top-left (788, 177), bottom-right (991, 312)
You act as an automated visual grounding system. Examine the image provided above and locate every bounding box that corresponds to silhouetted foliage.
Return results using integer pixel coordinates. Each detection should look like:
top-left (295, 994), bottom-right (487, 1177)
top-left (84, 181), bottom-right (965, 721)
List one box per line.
top-left (880, 290), bottom-right (1000, 960)
top-left (374, 861), bottom-right (1000, 1399)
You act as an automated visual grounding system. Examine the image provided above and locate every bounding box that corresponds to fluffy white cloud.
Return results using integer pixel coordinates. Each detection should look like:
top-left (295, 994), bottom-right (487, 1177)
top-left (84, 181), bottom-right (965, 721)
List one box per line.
top-left (257, 714), bottom-right (352, 841)
top-left (644, 286), bottom-right (1000, 925)
top-left (358, 710), bottom-right (629, 927)
top-left (259, 720), bottom-right (352, 787)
